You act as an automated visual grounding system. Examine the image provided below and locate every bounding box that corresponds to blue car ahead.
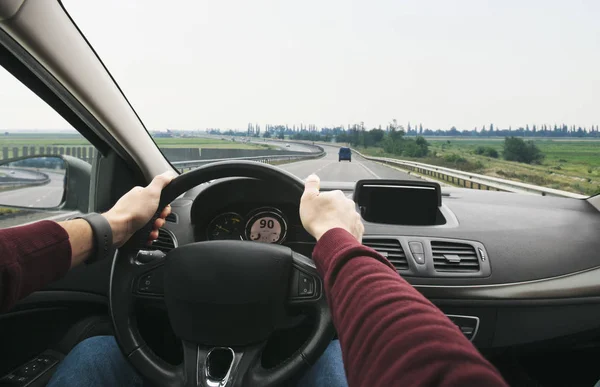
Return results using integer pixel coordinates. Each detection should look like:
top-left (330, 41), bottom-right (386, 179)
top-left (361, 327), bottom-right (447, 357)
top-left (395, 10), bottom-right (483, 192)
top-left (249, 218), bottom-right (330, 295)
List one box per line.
top-left (339, 147), bottom-right (352, 162)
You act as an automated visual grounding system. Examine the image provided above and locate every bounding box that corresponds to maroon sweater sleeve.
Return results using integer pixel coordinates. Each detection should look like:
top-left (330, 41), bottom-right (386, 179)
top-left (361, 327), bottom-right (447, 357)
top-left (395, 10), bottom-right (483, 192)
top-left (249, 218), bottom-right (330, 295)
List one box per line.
top-left (313, 228), bottom-right (507, 387)
top-left (0, 220), bottom-right (71, 313)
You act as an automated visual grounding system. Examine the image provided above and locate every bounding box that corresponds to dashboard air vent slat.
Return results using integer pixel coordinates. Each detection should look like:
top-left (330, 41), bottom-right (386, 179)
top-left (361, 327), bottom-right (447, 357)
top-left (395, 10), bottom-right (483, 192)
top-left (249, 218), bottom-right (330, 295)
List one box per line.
top-left (165, 213), bottom-right (178, 223)
top-left (431, 241), bottom-right (479, 272)
top-left (151, 229), bottom-right (176, 253)
top-left (363, 239), bottom-right (408, 270)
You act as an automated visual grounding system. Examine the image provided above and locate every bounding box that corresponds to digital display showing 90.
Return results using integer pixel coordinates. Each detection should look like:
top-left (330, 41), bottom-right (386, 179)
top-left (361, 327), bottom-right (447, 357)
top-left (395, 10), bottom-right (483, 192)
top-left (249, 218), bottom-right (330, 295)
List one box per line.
top-left (245, 209), bottom-right (287, 244)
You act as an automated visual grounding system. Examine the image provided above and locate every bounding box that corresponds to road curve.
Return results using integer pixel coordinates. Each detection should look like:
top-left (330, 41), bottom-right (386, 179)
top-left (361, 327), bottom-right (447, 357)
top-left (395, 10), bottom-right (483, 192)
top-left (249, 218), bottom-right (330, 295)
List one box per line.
top-left (0, 170), bottom-right (65, 208)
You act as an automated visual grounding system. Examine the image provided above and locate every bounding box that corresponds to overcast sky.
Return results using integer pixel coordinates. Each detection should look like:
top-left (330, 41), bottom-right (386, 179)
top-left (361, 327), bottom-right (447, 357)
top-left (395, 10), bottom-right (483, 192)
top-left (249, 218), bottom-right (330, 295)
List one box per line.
top-left (1, 0), bottom-right (599, 131)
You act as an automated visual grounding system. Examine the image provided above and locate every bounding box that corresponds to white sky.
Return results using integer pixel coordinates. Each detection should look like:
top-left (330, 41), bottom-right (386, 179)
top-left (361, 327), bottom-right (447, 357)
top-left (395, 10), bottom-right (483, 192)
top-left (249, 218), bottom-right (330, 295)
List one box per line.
top-left (1, 0), bottom-right (599, 131)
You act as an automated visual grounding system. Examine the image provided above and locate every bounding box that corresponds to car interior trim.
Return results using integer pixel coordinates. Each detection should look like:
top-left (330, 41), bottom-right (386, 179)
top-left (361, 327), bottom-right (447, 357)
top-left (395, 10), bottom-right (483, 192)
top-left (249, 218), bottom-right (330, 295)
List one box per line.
top-left (414, 264), bottom-right (600, 299)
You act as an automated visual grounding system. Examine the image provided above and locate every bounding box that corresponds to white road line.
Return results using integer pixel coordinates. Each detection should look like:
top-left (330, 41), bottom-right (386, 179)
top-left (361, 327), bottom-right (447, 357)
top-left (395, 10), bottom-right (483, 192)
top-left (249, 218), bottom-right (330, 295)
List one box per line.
top-left (357, 162), bottom-right (381, 179)
top-left (306, 162), bottom-right (335, 179)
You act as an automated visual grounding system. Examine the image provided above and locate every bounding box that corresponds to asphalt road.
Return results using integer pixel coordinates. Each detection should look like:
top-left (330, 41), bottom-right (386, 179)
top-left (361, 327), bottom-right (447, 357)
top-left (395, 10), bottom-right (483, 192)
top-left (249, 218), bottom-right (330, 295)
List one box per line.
top-left (278, 144), bottom-right (417, 183)
top-left (0, 170), bottom-right (65, 208)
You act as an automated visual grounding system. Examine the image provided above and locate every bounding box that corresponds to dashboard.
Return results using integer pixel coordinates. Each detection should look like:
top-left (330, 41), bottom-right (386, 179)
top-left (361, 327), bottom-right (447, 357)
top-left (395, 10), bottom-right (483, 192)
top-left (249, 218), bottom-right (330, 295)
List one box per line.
top-left (155, 175), bottom-right (600, 352)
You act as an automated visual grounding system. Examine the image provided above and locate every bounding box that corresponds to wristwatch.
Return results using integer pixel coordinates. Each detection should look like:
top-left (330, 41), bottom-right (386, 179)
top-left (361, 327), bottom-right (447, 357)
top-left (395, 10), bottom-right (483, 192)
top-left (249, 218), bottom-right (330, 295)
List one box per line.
top-left (77, 212), bottom-right (114, 265)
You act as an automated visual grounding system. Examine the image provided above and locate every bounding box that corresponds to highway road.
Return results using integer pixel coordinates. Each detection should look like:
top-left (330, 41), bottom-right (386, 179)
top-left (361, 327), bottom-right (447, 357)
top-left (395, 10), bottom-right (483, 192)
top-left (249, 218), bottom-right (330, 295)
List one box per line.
top-left (278, 143), bottom-right (417, 183)
top-left (0, 170), bottom-right (65, 208)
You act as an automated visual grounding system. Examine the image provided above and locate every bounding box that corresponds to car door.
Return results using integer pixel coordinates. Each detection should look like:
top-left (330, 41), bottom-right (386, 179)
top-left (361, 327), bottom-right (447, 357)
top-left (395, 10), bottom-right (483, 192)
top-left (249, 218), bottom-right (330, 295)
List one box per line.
top-left (0, 43), bottom-right (143, 382)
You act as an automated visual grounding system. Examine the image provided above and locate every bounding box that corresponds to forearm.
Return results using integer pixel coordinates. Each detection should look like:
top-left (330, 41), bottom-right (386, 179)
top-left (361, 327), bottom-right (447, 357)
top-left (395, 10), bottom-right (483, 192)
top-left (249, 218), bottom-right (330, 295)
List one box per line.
top-left (0, 221), bottom-right (72, 312)
top-left (313, 229), bottom-right (507, 387)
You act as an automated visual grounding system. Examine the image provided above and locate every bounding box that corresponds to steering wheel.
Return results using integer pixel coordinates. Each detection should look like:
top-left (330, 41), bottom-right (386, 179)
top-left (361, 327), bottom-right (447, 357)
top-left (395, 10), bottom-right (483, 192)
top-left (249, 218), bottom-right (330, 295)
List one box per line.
top-left (110, 161), bottom-right (334, 387)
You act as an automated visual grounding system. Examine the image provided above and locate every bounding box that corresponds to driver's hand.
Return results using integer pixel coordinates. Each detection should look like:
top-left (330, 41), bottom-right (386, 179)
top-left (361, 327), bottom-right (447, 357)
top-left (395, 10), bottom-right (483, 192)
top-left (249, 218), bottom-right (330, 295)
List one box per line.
top-left (103, 171), bottom-right (177, 246)
top-left (300, 174), bottom-right (364, 242)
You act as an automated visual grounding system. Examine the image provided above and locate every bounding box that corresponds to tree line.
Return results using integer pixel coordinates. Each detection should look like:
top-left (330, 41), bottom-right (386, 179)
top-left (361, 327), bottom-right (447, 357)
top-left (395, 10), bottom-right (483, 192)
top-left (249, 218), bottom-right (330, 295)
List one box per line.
top-left (208, 121), bottom-right (600, 139)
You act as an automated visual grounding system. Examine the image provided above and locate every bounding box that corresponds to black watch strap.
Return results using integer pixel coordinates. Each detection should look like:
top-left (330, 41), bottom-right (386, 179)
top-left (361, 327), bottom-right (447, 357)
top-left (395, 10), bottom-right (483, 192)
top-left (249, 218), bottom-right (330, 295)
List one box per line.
top-left (77, 212), bottom-right (114, 265)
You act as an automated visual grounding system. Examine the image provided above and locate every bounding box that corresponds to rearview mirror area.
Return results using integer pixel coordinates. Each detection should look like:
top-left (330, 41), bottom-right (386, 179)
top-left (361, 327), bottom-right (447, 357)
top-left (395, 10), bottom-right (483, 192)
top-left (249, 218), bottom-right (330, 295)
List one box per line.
top-left (0, 156), bottom-right (66, 209)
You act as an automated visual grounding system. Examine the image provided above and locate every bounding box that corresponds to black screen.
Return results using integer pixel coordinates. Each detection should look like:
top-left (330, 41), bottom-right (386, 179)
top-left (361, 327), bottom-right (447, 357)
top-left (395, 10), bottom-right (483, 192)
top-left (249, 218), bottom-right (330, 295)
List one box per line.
top-left (362, 186), bottom-right (438, 225)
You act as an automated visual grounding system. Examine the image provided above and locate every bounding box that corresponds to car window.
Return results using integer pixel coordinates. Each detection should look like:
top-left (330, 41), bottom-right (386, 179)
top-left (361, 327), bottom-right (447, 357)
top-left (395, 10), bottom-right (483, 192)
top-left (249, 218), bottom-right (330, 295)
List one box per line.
top-left (0, 67), bottom-right (95, 228)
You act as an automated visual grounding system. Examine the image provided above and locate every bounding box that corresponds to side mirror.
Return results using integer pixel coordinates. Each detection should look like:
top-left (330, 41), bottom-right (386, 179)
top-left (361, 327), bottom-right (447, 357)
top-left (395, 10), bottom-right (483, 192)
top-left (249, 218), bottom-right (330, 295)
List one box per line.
top-left (0, 155), bottom-right (91, 212)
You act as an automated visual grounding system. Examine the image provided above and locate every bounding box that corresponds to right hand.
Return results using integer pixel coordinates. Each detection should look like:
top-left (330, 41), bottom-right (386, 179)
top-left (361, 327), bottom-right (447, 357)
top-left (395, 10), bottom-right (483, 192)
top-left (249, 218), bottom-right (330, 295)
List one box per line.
top-left (300, 174), bottom-right (364, 242)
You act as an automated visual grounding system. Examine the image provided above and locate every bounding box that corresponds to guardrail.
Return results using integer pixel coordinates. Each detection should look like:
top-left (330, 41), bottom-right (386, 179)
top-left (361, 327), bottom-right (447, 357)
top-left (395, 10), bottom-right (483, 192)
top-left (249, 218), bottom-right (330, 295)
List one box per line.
top-left (349, 149), bottom-right (587, 199)
top-left (0, 168), bottom-right (51, 187)
top-left (172, 147), bottom-right (325, 173)
top-left (265, 139), bottom-right (586, 199)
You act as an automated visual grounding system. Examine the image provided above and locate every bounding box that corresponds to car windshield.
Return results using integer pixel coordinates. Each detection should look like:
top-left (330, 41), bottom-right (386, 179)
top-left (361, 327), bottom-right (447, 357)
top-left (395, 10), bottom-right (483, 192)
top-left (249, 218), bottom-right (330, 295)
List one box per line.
top-left (31, 2), bottom-right (600, 197)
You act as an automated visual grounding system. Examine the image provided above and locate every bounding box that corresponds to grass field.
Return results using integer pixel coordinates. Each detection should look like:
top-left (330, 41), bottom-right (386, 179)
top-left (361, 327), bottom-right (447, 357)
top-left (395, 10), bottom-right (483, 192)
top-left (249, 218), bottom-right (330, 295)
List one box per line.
top-left (360, 137), bottom-right (600, 196)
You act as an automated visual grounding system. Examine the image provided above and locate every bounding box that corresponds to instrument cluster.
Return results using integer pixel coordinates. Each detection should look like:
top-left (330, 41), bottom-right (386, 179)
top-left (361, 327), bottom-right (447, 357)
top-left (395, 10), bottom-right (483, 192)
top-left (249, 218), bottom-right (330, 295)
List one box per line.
top-left (206, 207), bottom-right (288, 244)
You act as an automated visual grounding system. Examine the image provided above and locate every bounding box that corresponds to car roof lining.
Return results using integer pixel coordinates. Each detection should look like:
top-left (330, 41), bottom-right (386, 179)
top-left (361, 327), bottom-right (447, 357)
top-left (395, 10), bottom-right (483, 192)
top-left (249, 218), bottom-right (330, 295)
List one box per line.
top-left (0, 0), bottom-right (24, 22)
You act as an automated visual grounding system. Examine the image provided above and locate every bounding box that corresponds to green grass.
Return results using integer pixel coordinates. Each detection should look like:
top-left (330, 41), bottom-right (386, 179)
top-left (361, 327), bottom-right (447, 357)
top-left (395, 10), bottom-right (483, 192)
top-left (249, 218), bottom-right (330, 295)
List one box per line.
top-left (0, 207), bottom-right (21, 215)
top-left (360, 137), bottom-right (600, 196)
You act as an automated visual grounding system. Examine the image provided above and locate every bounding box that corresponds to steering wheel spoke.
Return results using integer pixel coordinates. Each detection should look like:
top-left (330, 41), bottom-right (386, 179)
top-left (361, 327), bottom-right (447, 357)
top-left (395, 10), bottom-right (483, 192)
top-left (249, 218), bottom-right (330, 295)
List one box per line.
top-left (181, 341), bottom-right (266, 387)
top-left (287, 252), bottom-right (323, 307)
top-left (132, 264), bottom-right (166, 300)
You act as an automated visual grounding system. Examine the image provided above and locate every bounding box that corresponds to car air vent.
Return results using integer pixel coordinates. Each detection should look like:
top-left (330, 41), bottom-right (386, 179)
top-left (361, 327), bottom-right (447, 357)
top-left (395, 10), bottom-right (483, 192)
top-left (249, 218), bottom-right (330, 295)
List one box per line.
top-left (165, 213), bottom-right (178, 223)
top-left (363, 239), bottom-right (408, 270)
top-left (431, 241), bottom-right (479, 272)
top-left (151, 229), bottom-right (176, 253)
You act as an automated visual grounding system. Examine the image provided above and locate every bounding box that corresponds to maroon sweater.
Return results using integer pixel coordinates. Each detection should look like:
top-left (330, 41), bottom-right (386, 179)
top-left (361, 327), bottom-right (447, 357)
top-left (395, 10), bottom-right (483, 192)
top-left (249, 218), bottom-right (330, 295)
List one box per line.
top-left (313, 228), bottom-right (507, 387)
top-left (0, 221), bottom-right (71, 313)
top-left (0, 222), bottom-right (507, 386)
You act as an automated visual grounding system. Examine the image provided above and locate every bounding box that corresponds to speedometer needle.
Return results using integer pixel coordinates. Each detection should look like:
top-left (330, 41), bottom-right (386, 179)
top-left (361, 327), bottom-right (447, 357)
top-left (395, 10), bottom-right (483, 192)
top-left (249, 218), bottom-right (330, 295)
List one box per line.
top-left (216, 225), bottom-right (230, 233)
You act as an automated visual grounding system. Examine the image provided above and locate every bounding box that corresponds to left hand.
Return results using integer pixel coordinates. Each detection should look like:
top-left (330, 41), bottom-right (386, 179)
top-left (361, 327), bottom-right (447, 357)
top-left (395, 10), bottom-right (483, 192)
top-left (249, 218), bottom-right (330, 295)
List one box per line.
top-left (103, 171), bottom-right (177, 246)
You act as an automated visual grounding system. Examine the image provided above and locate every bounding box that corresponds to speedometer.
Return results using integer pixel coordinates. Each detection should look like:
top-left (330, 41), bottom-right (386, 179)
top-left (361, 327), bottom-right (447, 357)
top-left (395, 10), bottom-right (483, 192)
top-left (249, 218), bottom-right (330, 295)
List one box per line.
top-left (207, 212), bottom-right (244, 241)
top-left (245, 208), bottom-right (287, 244)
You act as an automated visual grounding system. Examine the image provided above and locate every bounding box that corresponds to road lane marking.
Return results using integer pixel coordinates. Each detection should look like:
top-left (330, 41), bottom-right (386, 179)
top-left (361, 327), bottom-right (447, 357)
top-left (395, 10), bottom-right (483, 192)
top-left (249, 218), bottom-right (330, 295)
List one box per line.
top-left (306, 161), bottom-right (335, 179)
top-left (357, 162), bottom-right (381, 179)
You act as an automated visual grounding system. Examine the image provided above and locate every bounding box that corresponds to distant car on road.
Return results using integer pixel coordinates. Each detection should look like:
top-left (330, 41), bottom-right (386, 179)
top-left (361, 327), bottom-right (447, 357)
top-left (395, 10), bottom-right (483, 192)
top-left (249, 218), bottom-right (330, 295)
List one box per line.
top-left (339, 147), bottom-right (351, 162)
top-left (285, 143), bottom-right (290, 147)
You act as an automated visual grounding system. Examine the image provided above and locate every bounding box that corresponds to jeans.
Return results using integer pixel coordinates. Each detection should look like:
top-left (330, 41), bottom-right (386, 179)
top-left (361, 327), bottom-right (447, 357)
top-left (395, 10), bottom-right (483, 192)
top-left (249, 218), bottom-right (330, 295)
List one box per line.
top-left (47, 336), bottom-right (347, 387)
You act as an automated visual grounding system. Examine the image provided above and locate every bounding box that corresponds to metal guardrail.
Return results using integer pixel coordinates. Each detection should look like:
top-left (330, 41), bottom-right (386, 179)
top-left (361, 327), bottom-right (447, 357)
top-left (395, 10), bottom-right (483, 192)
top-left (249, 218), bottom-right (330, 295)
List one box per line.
top-left (0, 168), bottom-right (51, 187)
top-left (349, 149), bottom-right (587, 199)
top-left (267, 139), bottom-right (586, 199)
top-left (172, 147), bottom-right (325, 173)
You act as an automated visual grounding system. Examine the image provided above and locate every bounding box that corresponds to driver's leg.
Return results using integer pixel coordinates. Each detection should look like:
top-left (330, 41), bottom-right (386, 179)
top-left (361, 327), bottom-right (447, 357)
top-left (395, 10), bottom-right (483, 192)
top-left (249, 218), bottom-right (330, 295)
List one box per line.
top-left (47, 336), bottom-right (147, 387)
top-left (297, 339), bottom-right (348, 387)
top-left (48, 336), bottom-right (347, 387)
